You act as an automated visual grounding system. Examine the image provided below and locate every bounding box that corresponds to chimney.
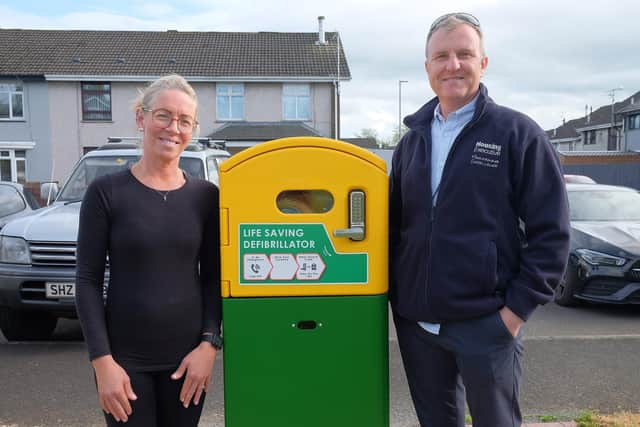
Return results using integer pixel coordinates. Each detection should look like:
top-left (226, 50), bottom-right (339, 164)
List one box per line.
top-left (553, 128), bottom-right (557, 137)
top-left (317, 16), bottom-right (326, 45)
top-left (585, 104), bottom-right (588, 117)
top-left (563, 117), bottom-right (566, 125)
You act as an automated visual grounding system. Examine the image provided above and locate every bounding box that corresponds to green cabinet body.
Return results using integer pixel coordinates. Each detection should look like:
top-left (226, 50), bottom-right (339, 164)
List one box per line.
top-left (223, 294), bottom-right (389, 427)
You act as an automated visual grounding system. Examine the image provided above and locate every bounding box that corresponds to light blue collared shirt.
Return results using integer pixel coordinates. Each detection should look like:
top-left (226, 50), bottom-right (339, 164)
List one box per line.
top-left (419, 93), bottom-right (479, 335)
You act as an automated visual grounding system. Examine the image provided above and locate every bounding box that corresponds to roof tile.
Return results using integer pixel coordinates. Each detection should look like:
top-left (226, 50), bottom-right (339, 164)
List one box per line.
top-left (0, 29), bottom-right (351, 79)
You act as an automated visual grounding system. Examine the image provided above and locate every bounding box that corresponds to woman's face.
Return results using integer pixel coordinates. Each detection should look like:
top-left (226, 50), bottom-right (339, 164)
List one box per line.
top-left (135, 88), bottom-right (197, 163)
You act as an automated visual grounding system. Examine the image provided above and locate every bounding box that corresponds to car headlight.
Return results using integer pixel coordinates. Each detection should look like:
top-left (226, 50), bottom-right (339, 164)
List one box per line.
top-left (576, 248), bottom-right (626, 266)
top-left (0, 236), bottom-right (32, 264)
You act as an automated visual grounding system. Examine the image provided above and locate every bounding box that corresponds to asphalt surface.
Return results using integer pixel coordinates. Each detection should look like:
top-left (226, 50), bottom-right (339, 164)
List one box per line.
top-left (1, 302), bottom-right (639, 426)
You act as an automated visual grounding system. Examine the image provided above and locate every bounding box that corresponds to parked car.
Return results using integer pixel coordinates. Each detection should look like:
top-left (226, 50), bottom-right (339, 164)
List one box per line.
top-left (555, 183), bottom-right (640, 306)
top-left (0, 140), bottom-right (229, 340)
top-left (563, 174), bottom-right (596, 184)
top-left (0, 182), bottom-right (40, 230)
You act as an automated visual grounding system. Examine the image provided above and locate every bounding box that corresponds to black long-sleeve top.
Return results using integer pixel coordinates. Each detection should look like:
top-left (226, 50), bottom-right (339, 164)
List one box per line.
top-left (75, 169), bottom-right (221, 371)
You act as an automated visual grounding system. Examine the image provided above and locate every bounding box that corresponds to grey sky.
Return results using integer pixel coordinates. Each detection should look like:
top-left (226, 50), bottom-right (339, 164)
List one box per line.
top-left (1, 0), bottom-right (637, 139)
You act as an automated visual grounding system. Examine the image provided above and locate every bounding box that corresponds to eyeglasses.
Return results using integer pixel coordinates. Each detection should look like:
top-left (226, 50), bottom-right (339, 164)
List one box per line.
top-left (142, 108), bottom-right (198, 133)
top-left (428, 12), bottom-right (481, 37)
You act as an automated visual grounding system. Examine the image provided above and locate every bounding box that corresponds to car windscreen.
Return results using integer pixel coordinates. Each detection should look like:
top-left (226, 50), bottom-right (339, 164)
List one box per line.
top-left (568, 189), bottom-right (640, 221)
top-left (0, 184), bottom-right (26, 217)
top-left (57, 156), bottom-right (205, 202)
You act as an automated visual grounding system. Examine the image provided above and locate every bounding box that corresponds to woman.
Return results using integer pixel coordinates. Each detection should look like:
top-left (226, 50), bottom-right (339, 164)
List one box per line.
top-left (76, 74), bottom-right (221, 426)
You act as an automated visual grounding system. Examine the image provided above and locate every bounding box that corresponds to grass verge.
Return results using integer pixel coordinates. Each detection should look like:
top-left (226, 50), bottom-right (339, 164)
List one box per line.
top-left (575, 410), bottom-right (640, 427)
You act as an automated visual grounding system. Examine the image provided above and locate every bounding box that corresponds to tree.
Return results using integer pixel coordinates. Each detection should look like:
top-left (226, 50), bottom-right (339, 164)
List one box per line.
top-left (355, 128), bottom-right (385, 148)
top-left (388, 124), bottom-right (410, 147)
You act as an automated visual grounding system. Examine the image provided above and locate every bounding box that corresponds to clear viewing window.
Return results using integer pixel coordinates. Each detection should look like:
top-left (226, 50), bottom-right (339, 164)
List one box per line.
top-left (277, 190), bottom-right (333, 214)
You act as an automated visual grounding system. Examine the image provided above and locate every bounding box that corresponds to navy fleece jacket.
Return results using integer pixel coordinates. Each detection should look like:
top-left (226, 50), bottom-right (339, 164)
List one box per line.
top-left (389, 84), bottom-right (570, 323)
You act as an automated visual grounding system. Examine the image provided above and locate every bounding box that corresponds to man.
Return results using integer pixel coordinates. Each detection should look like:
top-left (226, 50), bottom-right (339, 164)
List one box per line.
top-left (389, 13), bottom-right (570, 427)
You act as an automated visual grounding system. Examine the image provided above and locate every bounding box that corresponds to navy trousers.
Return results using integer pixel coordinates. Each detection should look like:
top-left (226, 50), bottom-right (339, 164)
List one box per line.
top-left (394, 311), bottom-right (523, 427)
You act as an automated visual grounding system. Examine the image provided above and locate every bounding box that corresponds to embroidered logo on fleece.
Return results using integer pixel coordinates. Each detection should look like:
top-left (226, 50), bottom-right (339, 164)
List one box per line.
top-left (470, 141), bottom-right (502, 168)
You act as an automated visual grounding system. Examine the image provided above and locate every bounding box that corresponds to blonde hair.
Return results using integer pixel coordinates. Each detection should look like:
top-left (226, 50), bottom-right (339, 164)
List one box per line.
top-left (132, 74), bottom-right (198, 114)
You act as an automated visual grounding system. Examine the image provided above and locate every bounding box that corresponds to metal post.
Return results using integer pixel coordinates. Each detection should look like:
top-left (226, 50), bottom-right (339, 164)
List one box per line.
top-left (335, 32), bottom-right (341, 140)
top-left (608, 86), bottom-right (623, 150)
top-left (398, 80), bottom-right (408, 144)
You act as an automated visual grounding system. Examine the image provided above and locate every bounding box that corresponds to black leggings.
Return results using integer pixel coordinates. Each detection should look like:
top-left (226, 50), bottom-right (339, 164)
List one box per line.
top-left (103, 369), bottom-right (205, 427)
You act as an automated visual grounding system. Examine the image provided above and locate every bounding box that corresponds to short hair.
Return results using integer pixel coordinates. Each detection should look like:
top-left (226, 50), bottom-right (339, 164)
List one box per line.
top-left (425, 13), bottom-right (485, 59)
top-left (132, 74), bottom-right (198, 113)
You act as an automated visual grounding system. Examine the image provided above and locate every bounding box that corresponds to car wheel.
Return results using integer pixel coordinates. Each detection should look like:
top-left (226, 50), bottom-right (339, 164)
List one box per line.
top-left (0, 308), bottom-right (58, 341)
top-left (554, 266), bottom-right (580, 307)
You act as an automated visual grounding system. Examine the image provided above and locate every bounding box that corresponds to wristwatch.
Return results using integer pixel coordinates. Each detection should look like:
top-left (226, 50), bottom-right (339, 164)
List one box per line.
top-left (201, 333), bottom-right (223, 350)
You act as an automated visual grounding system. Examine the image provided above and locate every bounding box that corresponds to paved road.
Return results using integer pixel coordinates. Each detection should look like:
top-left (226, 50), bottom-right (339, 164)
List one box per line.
top-left (1, 302), bottom-right (639, 427)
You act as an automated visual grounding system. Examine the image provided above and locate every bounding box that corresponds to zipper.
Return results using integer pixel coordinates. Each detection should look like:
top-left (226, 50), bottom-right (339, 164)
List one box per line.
top-left (431, 107), bottom-right (485, 222)
top-left (424, 102), bottom-right (486, 315)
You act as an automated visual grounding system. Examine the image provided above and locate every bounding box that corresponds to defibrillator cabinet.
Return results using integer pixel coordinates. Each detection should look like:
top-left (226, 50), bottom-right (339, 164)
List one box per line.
top-left (219, 137), bottom-right (389, 427)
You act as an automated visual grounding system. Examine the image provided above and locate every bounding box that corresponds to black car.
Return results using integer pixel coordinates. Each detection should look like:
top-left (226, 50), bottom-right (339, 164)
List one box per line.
top-left (555, 183), bottom-right (640, 306)
top-left (0, 182), bottom-right (40, 230)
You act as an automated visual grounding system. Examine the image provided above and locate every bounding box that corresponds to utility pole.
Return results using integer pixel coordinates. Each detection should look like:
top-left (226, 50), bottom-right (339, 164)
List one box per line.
top-left (334, 31), bottom-right (341, 140)
top-left (608, 86), bottom-right (624, 150)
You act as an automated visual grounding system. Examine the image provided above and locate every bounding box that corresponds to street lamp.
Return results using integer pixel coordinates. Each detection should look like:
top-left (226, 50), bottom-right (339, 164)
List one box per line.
top-left (398, 80), bottom-right (408, 144)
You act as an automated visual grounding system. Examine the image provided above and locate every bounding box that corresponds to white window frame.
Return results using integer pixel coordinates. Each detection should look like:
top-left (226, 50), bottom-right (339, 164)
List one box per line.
top-left (0, 81), bottom-right (25, 120)
top-left (216, 83), bottom-right (244, 121)
top-left (0, 148), bottom-right (28, 183)
top-left (282, 84), bottom-right (311, 121)
top-left (81, 82), bottom-right (112, 121)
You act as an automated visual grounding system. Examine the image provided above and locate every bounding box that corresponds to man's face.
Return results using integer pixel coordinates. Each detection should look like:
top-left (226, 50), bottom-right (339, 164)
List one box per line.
top-left (425, 23), bottom-right (488, 115)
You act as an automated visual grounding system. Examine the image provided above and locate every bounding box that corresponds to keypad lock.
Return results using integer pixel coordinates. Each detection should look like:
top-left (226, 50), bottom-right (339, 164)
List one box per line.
top-left (333, 190), bottom-right (365, 241)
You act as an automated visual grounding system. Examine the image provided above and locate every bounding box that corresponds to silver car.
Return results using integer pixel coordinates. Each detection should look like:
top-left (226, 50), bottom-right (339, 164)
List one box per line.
top-left (0, 140), bottom-right (229, 340)
top-left (0, 182), bottom-right (40, 230)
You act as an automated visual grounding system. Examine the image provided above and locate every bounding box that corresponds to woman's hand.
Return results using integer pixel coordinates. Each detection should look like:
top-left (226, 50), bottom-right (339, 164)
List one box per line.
top-left (171, 342), bottom-right (217, 407)
top-left (92, 355), bottom-right (137, 422)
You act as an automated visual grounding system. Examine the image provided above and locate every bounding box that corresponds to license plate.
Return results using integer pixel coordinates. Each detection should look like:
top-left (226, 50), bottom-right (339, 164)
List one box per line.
top-left (45, 282), bottom-right (75, 298)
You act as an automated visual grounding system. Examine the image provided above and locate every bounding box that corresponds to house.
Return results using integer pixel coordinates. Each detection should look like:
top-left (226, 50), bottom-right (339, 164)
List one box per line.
top-left (0, 17), bottom-right (350, 184)
top-left (618, 100), bottom-right (640, 152)
top-left (546, 90), bottom-right (640, 152)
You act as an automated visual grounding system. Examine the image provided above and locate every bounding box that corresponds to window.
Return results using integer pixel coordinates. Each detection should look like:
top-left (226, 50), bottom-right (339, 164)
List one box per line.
top-left (82, 82), bottom-right (112, 121)
top-left (0, 150), bottom-right (26, 183)
top-left (216, 84), bottom-right (244, 120)
top-left (283, 84), bottom-right (310, 120)
top-left (629, 114), bottom-right (640, 130)
top-left (0, 82), bottom-right (24, 120)
top-left (584, 130), bottom-right (596, 145)
top-left (0, 184), bottom-right (26, 218)
top-left (568, 189), bottom-right (640, 221)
